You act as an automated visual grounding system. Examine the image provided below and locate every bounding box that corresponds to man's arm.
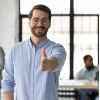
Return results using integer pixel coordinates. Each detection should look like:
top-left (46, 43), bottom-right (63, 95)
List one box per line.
top-left (74, 72), bottom-right (80, 80)
top-left (3, 92), bottom-right (14, 100)
top-left (41, 55), bottom-right (58, 71)
top-left (40, 46), bottom-right (66, 72)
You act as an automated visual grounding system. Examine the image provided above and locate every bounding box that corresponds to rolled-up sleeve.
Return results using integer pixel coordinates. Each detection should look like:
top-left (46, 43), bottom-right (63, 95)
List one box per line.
top-left (48, 43), bottom-right (67, 72)
top-left (2, 46), bottom-right (15, 93)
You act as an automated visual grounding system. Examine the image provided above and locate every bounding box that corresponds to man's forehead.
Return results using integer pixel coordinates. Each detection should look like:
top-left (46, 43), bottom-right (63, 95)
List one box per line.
top-left (88, 56), bottom-right (93, 60)
top-left (32, 10), bottom-right (49, 17)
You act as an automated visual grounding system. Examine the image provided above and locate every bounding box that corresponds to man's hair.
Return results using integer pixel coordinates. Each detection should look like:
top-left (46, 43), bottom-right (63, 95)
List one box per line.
top-left (83, 55), bottom-right (92, 62)
top-left (29, 4), bottom-right (51, 20)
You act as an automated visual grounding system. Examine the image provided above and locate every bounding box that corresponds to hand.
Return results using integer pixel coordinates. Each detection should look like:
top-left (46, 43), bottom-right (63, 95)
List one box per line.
top-left (40, 47), bottom-right (50, 72)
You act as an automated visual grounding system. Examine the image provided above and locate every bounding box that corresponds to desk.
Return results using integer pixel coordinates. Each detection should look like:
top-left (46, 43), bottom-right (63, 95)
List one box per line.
top-left (58, 80), bottom-right (98, 99)
top-left (59, 80), bottom-right (98, 89)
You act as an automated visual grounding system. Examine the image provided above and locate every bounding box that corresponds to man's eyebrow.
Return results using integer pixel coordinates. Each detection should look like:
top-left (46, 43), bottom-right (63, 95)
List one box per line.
top-left (32, 18), bottom-right (48, 20)
top-left (42, 18), bottom-right (48, 20)
top-left (32, 17), bottom-right (39, 19)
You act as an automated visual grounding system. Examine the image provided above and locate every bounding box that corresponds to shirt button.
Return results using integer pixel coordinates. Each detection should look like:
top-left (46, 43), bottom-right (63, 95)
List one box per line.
top-left (32, 76), bottom-right (33, 77)
top-left (31, 88), bottom-right (33, 89)
top-left (32, 64), bottom-right (34, 65)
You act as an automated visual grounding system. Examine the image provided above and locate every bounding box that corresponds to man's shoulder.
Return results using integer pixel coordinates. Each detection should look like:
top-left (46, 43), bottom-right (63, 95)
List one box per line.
top-left (93, 66), bottom-right (98, 71)
top-left (9, 40), bottom-right (29, 53)
top-left (47, 39), bottom-right (64, 48)
top-left (13, 40), bottom-right (29, 48)
top-left (77, 68), bottom-right (85, 74)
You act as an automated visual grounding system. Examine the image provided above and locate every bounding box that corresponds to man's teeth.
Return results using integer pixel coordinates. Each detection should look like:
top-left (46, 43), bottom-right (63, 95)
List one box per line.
top-left (37, 28), bottom-right (43, 31)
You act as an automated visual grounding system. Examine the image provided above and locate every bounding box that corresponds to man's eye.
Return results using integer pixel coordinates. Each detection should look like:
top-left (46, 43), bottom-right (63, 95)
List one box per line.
top-left (34, 20), bottom-right (38, 22)
top-left (42, 20), bottom-right (47, 22)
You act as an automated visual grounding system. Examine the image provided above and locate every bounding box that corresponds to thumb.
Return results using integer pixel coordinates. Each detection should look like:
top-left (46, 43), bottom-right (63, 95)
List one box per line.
top-left (42, 47), bottom-right (47, 58)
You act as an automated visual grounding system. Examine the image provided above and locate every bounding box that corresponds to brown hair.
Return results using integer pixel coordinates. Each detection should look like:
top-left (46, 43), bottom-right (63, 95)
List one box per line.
top-left (29, 4), bottom-right (51, 21)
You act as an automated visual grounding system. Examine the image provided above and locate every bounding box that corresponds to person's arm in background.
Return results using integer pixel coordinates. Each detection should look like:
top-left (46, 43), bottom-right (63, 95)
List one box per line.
top-left (0, 47), bottom-right (5, 71)
top-left (2, 46), bottom-right (15, 100)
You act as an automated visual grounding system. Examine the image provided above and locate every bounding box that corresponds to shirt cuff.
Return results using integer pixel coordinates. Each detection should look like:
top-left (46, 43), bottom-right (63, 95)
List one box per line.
top-left (2, 85), bottom-right (14, 93)
top-left (48, 55), bottom-right (61, 72)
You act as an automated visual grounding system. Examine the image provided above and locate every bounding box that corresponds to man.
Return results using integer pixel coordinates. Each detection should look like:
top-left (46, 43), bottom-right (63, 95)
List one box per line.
top-left (74, 55), bottom-right (98, 100)
top-left (2, 4), bottom-right (66, 100)
top-left (0, 46), bottom-right (5, 100)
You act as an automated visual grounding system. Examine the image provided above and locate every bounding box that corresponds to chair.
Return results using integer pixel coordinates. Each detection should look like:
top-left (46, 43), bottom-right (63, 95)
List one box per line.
top-left (57, 88), bottom-right (79, 100)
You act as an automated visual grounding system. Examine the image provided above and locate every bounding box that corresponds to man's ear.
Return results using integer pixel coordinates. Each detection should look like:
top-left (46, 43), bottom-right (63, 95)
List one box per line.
top-left (84, 61), bottom-right (86, 65)
top-left (49, 20), bottom-right (51, 28)
top-left (28, 19), bottom-right (31, 27)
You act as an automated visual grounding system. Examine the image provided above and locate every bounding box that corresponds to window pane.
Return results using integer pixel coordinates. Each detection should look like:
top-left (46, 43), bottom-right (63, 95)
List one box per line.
top-left (74, 16), bottom-right (98, 33)
top-left (22, 16), bottom-right (70, 80)
top-left (74, 0), bottom-right (99, 14)
top-left (20, 0), bottom-right (70, 14)
top-left (22, 18), bottom-right (30, 41)
top-left (74, 16), bottom-right (98, 78)
top-left (49, 17), bottom-right (69, 33)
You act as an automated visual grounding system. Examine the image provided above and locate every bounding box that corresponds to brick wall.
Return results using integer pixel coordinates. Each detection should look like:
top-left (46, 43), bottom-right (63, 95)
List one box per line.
top-left (0, 0), bottom-right (19, 58)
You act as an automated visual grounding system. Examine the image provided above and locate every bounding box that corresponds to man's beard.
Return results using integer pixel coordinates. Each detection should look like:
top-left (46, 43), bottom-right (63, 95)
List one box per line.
top-left (88, 65), bottom-right (94, 70)
top-left (31, 26), bottom-right (48, 38)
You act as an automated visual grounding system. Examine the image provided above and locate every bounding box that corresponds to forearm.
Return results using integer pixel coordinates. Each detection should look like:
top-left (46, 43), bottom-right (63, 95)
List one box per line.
top-left (3, 92), bottom-right (14, 100)
top-left (48, 57), bottom-right (58, 71)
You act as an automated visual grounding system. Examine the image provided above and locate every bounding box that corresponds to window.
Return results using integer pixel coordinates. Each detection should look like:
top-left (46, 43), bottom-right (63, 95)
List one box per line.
top-left (74, 0), bottom-right (99, 14)
top-left (20, 0), bottom-right (99, 79)
top-left (74, 16), bottom-right (98, 76)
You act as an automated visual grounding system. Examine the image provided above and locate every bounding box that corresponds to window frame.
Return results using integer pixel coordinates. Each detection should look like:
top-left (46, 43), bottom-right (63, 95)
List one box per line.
top-left (19, 0), bottom-right (99, 79)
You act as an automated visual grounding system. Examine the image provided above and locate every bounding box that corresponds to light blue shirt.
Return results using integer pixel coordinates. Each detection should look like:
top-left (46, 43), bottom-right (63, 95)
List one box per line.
top-left (74, 66), bottom-right (98, 80)
top-left (2, 38), bottom-right (66, 100)
top-left (74, 66), bottom-right (98, 94)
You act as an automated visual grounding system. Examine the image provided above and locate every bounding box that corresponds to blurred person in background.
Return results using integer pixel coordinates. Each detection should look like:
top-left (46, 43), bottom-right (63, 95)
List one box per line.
top-left (74, 55), bottom-right (99, 100)
top-left (0, 46), bottom-right (5, 100)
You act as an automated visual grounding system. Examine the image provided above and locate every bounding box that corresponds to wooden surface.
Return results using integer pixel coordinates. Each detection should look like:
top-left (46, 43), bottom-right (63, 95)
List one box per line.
top-left (59, 80), bottom-right (98, 89)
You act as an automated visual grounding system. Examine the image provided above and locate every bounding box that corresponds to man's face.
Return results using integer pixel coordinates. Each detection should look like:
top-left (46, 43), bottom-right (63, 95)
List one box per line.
top-left (29, 10), bottom-right (51, 38)
top-left (85, 56), bottom-right (94, 68)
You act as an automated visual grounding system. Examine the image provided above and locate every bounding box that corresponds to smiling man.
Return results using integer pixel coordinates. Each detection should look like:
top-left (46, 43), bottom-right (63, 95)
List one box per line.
top-left (2, 4), bottom-right (66, 100)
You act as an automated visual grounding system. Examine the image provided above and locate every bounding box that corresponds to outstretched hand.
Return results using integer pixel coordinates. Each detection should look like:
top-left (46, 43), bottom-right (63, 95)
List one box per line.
top-left (40, 47), bottom-right (50, 71)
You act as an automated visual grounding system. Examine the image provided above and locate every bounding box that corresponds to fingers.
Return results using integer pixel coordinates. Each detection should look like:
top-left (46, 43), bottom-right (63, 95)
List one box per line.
top-left (41, 60), bottom-right (47, 71)
top-left (42, 47), bottom-right (47, 58)
top-left (41, 47), bottom-right (48, 72)
top-left (40, 66), bottom-right (47, 72)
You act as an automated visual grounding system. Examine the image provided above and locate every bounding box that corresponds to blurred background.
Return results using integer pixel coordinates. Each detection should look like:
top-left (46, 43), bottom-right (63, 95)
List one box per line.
top-left (0, 0), bottom-right (99, 99)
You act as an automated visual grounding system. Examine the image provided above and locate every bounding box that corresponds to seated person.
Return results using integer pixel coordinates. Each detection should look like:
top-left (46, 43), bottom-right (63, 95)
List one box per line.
top-left (74, 55), bottom-right (99, 100)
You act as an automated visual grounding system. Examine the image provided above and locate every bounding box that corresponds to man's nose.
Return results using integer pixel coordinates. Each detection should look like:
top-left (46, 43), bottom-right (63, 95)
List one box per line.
top-left (37, 20), bottom-right (43, 26)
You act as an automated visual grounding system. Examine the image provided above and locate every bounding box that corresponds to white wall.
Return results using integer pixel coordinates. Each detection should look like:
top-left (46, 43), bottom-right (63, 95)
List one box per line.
top-left (0, 0), bottom-right (19, 58)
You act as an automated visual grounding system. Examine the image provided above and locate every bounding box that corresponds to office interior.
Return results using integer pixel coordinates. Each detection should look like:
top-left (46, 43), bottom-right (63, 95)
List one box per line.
top-left (0, 0), bottom-right (99, 100)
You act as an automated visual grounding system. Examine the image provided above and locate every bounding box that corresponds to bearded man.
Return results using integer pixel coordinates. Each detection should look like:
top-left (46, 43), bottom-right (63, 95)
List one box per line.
top-left (74, 55), bottom-right (99, 100)
top-left (2, 4), bottom-right (66, 100)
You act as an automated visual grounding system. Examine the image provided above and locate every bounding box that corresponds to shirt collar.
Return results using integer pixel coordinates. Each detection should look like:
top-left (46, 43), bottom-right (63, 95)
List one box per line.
top-left (83, 66), bottom-right (96, 72)
top-left (83, 67), bottom-right (88, 72)
top-left (28, 37), bottom-right (49, 49)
